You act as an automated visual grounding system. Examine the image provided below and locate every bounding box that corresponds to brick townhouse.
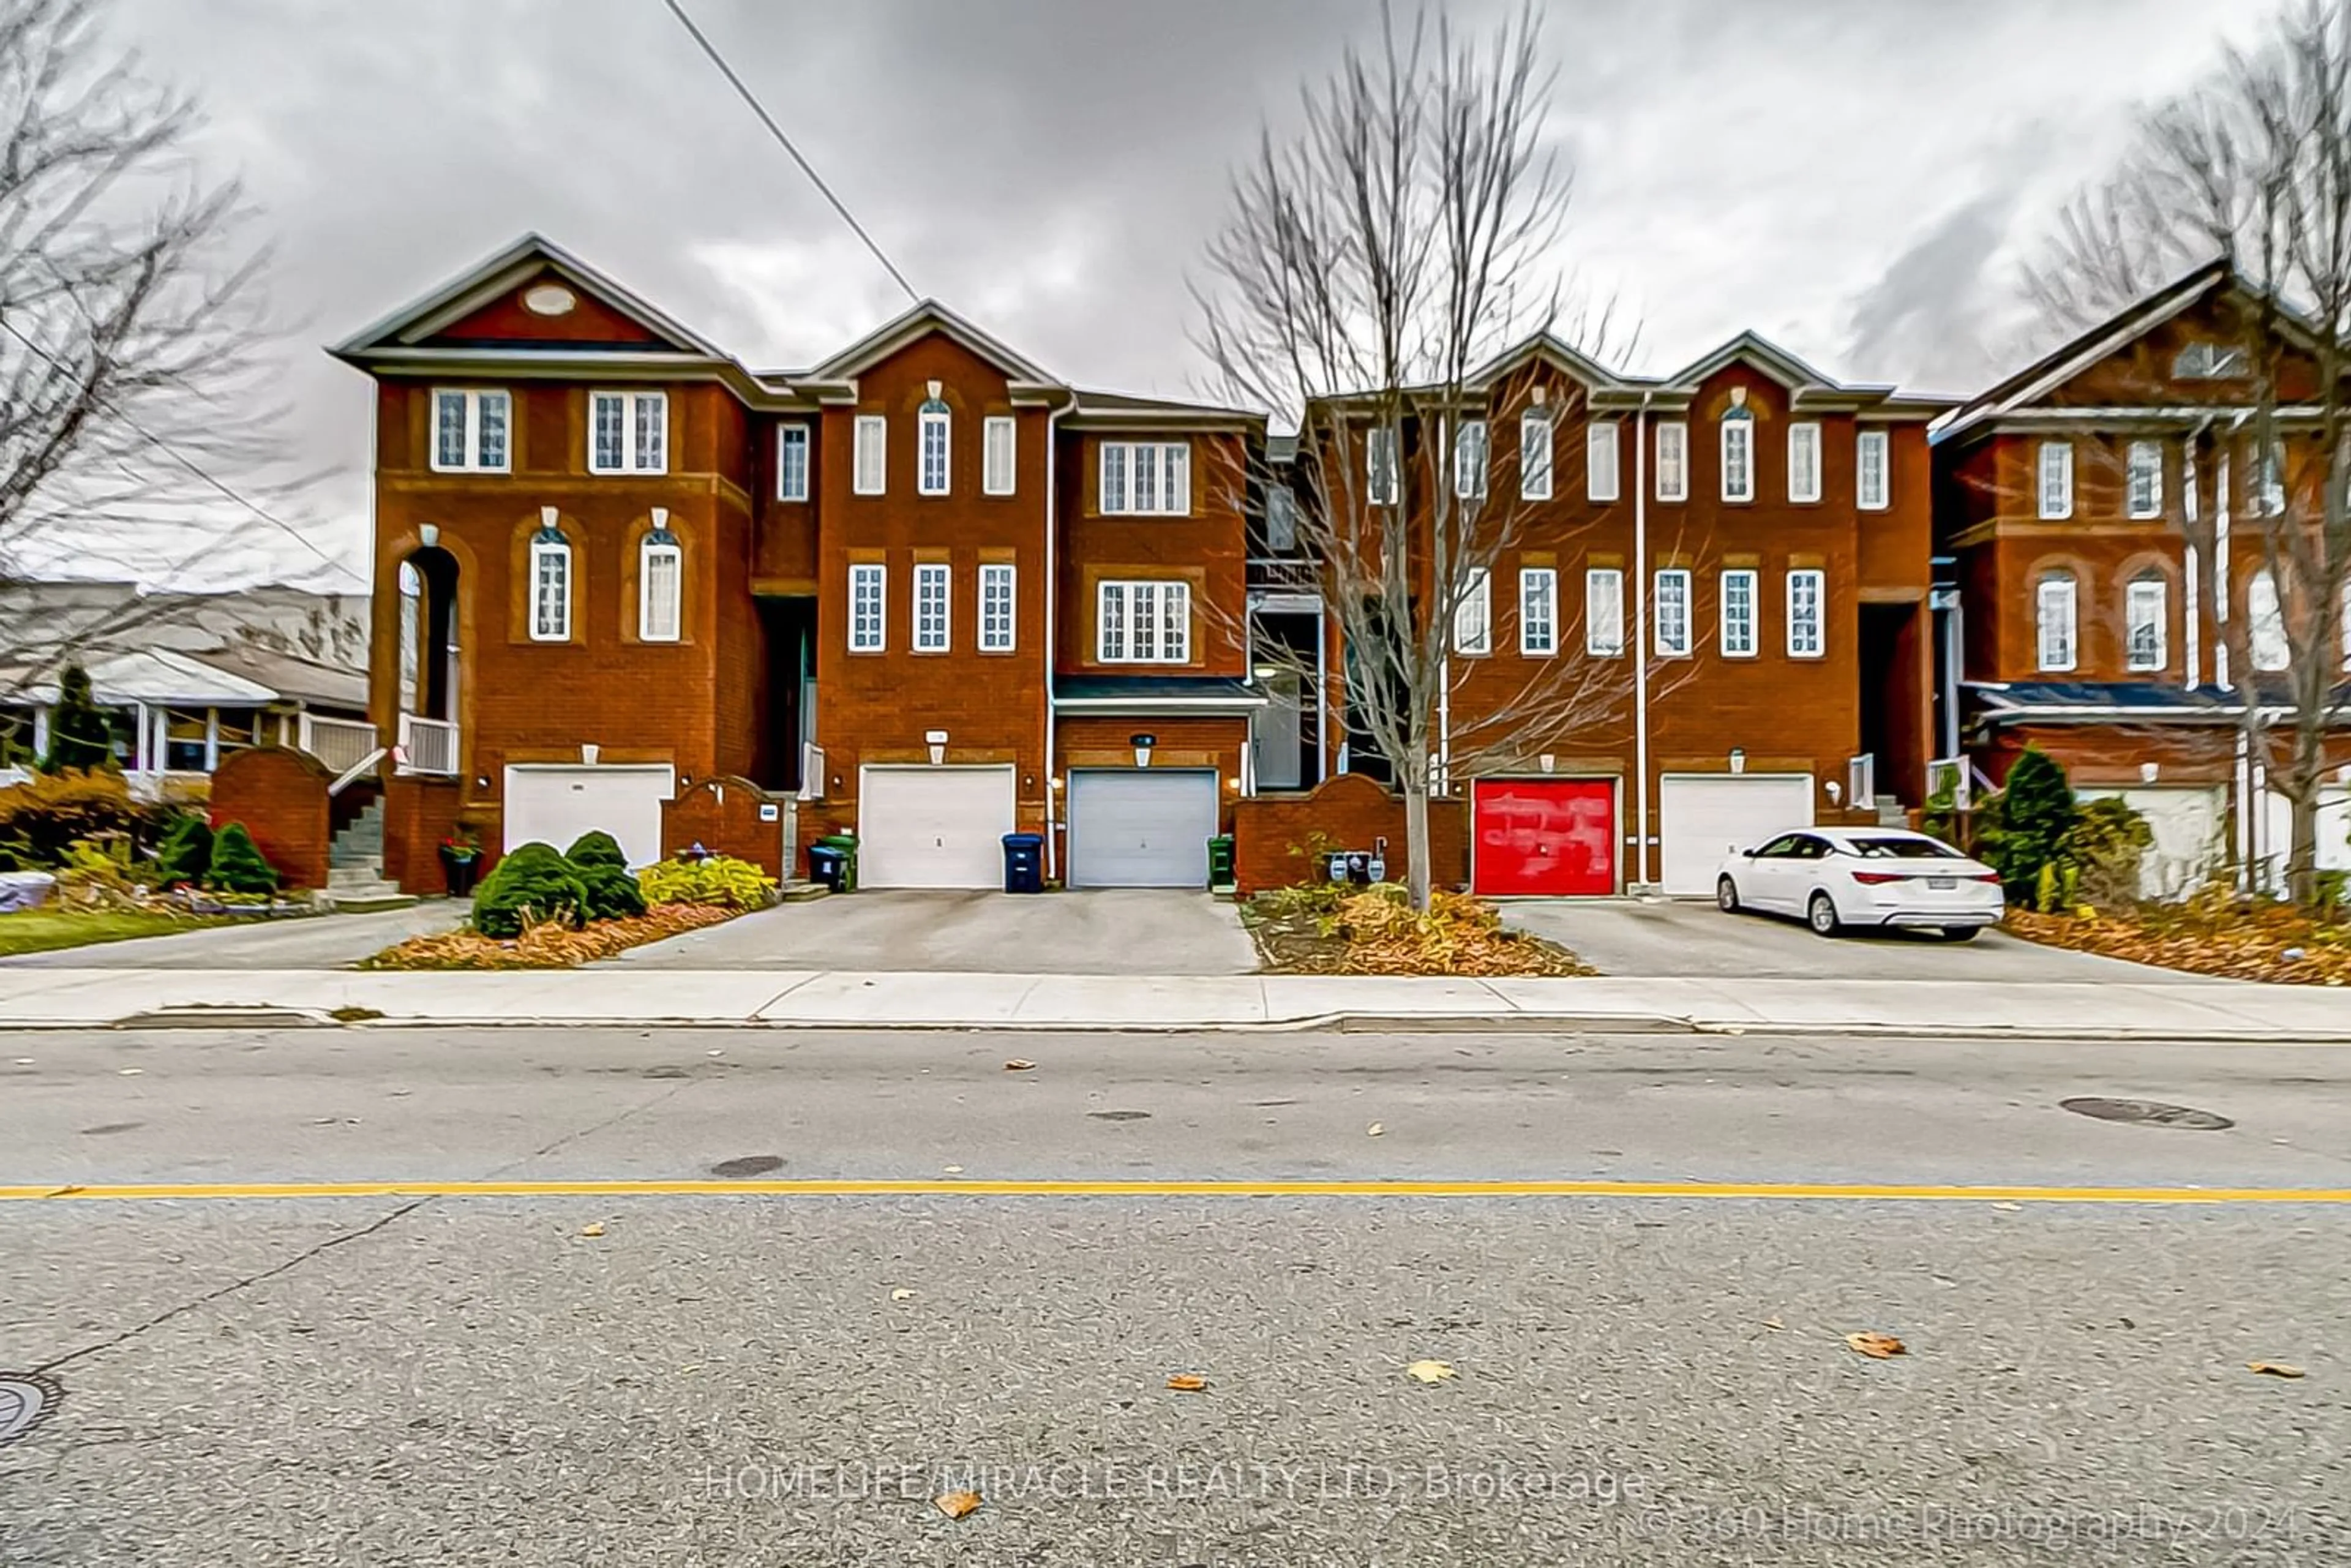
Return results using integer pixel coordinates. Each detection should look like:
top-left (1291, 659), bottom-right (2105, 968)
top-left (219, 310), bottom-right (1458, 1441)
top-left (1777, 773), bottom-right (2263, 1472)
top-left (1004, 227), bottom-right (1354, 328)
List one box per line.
top-left (1931, 258), bottom-right (2351, 896)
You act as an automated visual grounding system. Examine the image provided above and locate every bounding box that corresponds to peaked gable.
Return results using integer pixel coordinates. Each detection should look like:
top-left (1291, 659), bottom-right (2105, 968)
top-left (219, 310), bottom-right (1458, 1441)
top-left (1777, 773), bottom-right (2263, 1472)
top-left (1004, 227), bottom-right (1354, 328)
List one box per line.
top-left (803, 299), bottom-right (1061, 389)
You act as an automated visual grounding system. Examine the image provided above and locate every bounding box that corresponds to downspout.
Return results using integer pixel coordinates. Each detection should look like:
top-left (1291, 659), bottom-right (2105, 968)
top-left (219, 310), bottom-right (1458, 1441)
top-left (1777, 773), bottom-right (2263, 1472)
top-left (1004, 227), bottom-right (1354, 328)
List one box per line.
top-left (1633, 392), bottom-right (1653, 891)
top-left (2183, 424), bottom-right (2204, 688)
top-left (1042, 397), bottom-right (1068, 882)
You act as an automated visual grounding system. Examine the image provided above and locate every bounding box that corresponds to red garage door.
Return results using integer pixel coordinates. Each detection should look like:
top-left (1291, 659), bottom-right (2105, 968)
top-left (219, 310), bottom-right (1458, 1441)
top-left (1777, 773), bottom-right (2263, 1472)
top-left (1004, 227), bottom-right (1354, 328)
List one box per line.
top-left (1472, 779), bottom-right (1617, 896)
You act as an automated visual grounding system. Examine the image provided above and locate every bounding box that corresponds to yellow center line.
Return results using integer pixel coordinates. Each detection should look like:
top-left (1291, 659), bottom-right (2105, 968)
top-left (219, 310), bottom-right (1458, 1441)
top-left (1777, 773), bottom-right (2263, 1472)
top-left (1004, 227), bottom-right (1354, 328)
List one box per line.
top-left (1, 1179), bottom-right (2347, 1204)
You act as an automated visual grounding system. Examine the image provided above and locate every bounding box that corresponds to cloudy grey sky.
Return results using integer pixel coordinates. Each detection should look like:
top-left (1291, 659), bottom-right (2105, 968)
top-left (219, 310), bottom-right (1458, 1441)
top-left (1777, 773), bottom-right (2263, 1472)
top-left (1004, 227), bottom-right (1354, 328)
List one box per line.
top-left (97, 0), bottom-right (2265, 591)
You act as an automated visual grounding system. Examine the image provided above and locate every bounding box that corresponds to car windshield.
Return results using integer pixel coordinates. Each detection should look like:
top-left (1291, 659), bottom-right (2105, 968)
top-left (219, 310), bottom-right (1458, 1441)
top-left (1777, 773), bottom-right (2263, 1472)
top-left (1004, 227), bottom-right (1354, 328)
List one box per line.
top-left (1845, 836), bottom-right (1963, 859)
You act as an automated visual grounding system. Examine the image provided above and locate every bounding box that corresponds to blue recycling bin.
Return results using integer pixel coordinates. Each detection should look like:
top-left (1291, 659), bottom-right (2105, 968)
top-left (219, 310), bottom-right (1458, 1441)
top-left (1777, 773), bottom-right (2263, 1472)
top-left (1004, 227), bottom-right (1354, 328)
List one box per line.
top-left (807, 843), bottom-right (849, 893)
top-left (1001, 832), bottom-right (1045, 894)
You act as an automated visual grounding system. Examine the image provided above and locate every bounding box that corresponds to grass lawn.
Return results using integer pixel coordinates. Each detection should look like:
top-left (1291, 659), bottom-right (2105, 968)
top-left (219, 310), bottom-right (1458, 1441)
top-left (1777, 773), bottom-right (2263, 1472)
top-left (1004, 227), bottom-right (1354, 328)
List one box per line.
top-left (0, 908), bottom-right (234, 958)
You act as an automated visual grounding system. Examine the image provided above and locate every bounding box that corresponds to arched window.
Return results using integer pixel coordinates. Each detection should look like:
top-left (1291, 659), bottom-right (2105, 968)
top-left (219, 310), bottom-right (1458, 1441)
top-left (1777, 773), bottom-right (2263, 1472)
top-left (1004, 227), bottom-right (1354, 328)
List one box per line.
top-left (1719, 396), bottom-right (1754, 503)
top-left (530, 511), bottom-right (572, 642)
top-left (2124, 572), bottom-right (2167, 672)
top-left (918, 394), bottom-right (950, 496)
top-left (639, 510), bottom-right (682, 643)
top-left (2036, 571), bottom-right (2076, 672)
top-left (397, 560), bottom-right (423, 710)
top-left (2249, 568), bottom-right (2290, 671)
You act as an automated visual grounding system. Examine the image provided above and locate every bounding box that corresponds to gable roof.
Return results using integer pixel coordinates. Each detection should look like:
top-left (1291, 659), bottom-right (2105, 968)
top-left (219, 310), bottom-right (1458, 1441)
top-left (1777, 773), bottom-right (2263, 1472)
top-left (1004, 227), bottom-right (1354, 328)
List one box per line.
top-left (1663, 329), bottom-right (1840, 392)
top-left (799, 298), bottom-right (1062, 388)
top-left (1463, 331), bottom-right (1638, 394)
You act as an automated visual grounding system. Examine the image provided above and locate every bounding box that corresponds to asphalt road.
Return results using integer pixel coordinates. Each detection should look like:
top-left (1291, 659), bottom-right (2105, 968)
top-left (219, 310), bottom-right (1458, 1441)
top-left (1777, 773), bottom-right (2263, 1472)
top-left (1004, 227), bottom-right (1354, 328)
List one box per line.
top-left (4, 1027), bottom-right (2347, 1566)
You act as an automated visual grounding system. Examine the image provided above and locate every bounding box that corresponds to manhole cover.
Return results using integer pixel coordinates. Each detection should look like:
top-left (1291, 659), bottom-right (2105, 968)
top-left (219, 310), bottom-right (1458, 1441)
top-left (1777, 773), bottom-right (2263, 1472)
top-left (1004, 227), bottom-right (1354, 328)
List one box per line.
top-left (1089, 1110), bottom-right (1152, 1122)
top-left (0, 1373), bottom-right (61, 1449)
top-left (708, 1155), bottom-right (785, 1178)
top-left (2061, 1097), bottom-right (2233, 1131)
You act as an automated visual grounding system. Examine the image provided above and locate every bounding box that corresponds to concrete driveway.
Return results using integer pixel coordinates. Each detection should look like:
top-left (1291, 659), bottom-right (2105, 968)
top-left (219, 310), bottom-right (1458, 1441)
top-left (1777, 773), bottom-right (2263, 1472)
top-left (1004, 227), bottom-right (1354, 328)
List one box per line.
top-left (1501, 897), bottom-right (2222, 983)
top-left (0, 902), bottom-right (465, 970)
top-left (603, 888), bottom-right (1259, 974)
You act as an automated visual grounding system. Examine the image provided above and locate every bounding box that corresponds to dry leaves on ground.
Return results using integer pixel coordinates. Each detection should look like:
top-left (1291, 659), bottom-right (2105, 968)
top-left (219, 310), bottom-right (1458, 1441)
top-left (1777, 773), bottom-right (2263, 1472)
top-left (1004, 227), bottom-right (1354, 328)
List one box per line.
top-left (1247, 885), bottom-right (1591, 977)
top-left (2009, 898), bottom-right (2351, 986)
top-left (362, 903), bottom-right (737, 970)
top-left (579, 1223), bottom-right (606, 1238)
top-left (1405, 1359), bottom-right (1457, 1383)
top-left (1845, 1332), bottom-right (1907, 1359)
top-left (1004, 1059), bottom-right (1036, 1071)
top-left (934, 1490), bottom-right (982, 1520)
top-left (1165, 1375), bottom-right (1208, 1392)
top-left (2247, 1361), bottom-right (2306, 1378)
top-left (890, 1288), bottom-right (915, 1302)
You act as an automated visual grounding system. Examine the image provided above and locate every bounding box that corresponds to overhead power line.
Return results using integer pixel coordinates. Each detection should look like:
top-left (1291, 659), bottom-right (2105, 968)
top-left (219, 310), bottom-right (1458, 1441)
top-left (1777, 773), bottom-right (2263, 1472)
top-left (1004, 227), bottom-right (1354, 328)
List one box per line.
top-left (659, 0), bottom-right (920, 304)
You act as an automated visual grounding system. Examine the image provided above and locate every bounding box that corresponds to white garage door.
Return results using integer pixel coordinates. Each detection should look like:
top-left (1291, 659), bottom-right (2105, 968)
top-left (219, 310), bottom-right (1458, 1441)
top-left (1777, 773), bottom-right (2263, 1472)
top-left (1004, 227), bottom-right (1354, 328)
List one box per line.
top-left (1067, 769), bottom-right (1220, 888)
top-left (2261, 786), bottom-right (2351, 890)
top-left (858, 765), bottom-right (1017, 888)
top-left (1658, 773), bottom-right (1814, 896)
top-left (2080, 786), bottom-right (2226, 900)
top-left (503, 764), bottom-right (676, 868)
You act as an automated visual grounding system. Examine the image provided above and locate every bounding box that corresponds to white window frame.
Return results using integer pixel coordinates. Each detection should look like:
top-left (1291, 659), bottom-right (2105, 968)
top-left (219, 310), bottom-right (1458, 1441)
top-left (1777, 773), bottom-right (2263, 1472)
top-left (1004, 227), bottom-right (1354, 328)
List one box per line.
top-left (983, 416), bottom-right (1016, 497)
top-left (1518, 567), bottom-right (1557, 656)
top-left (918, 405), bottom-right (951, 497)
top-left (1453, 566), bottom-right (1491, 656)
top-left (776, 422), bottom-right (811, 501)
top-left (1787, 569), bottom-right (1826, 659)
top-left (2250, 568), bottom-right (2290, 670)
top-left (1520, 411), bottom-right (1553, 501)
top-left (588, 389), bottom-right (667, 475)
top-left (1653, 569), bottom-right (1692, 657)
top-left (1719, 568), bottom-right (1758, 658)
top-left (1856, 428), bottom-right (1889, 511)
top-left (2126, 439), bottom-right (2162, 519)
top-left (431, 388), bottom-right (511, 473)
top-left (2038, 440), bottom-right (2074, 520)
top-left (2256, 445), bottom-right (2286, 517)
top-left (853, 415), bottom-right (887, 497)
top-left (1655, 421), bottom-right (1688, 502)
top-left (849, 563), bottom-right (886, 652)
top-left (2125, 577), bottom-right (2167, 672)
top-left (1585, 568), bottom-right (1625, 657)
top-left (1720, 418), bottom-right (1754, 503)
top-left (1097, 579), bottom-right (1191, 664)
top-left (1100, 441), bottom-right (1191, 515)
top-left (1586, 421), bottom-right (1621, 502)
top-left (530, 535), bottom-right (572, 642)
top-left (978, 562), bottom-right (1016, 653)
top-left (638, 534), bottom-right (681, 643)
top-left (1455, 419), bottom-right (1488, 500)
top-left (1367, 427), bottom-right (1399, 506)
top-left (913, 561), bottom-right (951, 650)
top-left (1787, 422), bottom-right (1822, 504)
top-left (2035, 574), bottom-right (2077, 672)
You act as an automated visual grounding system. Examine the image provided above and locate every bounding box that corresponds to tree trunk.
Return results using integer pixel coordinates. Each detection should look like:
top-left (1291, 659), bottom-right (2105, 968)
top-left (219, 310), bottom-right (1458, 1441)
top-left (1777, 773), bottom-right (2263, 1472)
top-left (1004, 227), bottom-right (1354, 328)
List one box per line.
top-left (1403, 781), bottom-right (1433, 913)
top-left (2290, 790), bottom-right (2320, 909)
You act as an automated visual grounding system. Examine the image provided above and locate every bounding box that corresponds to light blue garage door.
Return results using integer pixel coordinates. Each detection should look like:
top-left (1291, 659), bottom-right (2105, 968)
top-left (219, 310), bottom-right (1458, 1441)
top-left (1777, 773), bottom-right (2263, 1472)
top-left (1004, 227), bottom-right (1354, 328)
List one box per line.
top-left (1066, 768), bottom-right (1220, 888)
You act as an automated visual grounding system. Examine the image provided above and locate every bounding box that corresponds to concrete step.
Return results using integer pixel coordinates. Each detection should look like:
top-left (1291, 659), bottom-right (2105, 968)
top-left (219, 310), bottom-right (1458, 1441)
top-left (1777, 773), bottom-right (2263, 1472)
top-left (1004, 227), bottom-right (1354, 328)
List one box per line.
top-left (777, 880), bottom-right (828, 903)
top-left (326, 891), bottom-right (417, 913)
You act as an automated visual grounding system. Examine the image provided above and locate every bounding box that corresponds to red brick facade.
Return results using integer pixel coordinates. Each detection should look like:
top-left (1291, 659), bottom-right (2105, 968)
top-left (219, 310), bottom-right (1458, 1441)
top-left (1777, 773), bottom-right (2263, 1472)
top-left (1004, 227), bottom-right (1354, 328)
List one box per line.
top-left (662, 775), bottom-right (795, 880)
top-left (208, 747), bottom-right (331, 890)
top-left (1234, 773), bottom-right (1467, 895)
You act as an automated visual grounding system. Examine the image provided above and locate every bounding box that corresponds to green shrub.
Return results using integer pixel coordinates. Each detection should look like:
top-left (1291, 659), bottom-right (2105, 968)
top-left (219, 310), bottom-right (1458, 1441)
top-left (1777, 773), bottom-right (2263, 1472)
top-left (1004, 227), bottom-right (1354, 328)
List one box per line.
top-left (0, 769), bottom-right (157, 865)
top-left (471, 842), bottom-right (589, 937)
top-left (153, 814), bottom-right (214, 887)
top-left (564, 830), bottom-right (628, 871)
top-left (39, 663), bottom-right (116, 773)
top-left (205, 823), bottom-right (280, 895)
top-left (578, 862), bottom-right (648, 921)
top-left (1983, 748), bottom-right (2077, 904)
top-left (2061, 796), bottom-right (2153, 910)
top-left (637, 854), bottom-right (776, 910)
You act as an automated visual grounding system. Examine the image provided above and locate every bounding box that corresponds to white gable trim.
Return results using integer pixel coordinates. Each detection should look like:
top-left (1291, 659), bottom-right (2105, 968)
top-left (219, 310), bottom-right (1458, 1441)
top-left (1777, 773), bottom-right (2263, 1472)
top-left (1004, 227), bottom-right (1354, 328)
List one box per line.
top-left (807, 298), bottom-right (1063, 386)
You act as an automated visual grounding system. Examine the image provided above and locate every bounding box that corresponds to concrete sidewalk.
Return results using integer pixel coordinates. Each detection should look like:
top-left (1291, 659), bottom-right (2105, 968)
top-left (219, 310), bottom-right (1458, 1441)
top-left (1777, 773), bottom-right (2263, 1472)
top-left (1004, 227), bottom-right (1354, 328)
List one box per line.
top-left (1, 965), bottom-right (2347, 1040)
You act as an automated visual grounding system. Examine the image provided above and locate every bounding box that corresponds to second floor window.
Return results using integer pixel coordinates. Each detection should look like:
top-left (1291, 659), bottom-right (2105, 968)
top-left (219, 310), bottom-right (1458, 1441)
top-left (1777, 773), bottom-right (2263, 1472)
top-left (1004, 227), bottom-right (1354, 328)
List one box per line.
top-left (983, 416), bottom-right (1016, 496)
top-left (530, 524), bottom-right (571, 642)
top-left (854, 416), bottom-right (887, 496)
top-left (777, 424), bottom-right (810, 501)
top-left (1787, 568), bottom-right (1824, 658)
top-left (1519, 567), bottom-right (1557, 656)
top-left (1455, 419), bottom-right (1488, 500)
top-left (1587, 422), bottom-right (1620, 502)
top-left (918, 400), bottom-right (951, 496)
top-left (849, 563), bottom-right (885, 651)
top-left (433, 388), bottom-right (509, 472)
top-left (2038, 440), bottom-right (2074, 519)
top-left (1453, 567), bottom-right (1491, 655)
top-left (1367, 427), bottom-right (1400, 506)
top-left (2036, 572), bottom-right (2076, 671)
top-left (2126, 576), bottom-right (2167, 672)
top-left (1654, 568), bottom-right (1692, 656)
top-left (1720, 569), bottom-right (1757, 658)
top-left (1101, 441), bottom-right (1191, 515)
top-left (1098, 580), bottom-right (1191, 663)
top-left (1857, 429), bottom-right (1889, 511)
top-left (1787, 422), bottom-right (1821, 503)
top-left (590, 391), bottom-right (667, 474)
top-left (1655, 421), bottom-right (1688, 502)
top-left (1720, 415), bottom-right (1754, 503)
top-left (2250, 568), bottom-right (2290, 670)
top-left (1586, 567), bottom-right (1625, 656)
top-left (2126, 440), bottom-right (2162, 519)
top-left (980, 563), bottom-right (1016, 651)
top-left (1520, 411), bottom-right (1553, 501)
top-left (913, 563), bottom-right (951, 650)
top-left (639, 520), bottom-right (681, 643)
top-left (1267, 486), bottom-right (1299, 552)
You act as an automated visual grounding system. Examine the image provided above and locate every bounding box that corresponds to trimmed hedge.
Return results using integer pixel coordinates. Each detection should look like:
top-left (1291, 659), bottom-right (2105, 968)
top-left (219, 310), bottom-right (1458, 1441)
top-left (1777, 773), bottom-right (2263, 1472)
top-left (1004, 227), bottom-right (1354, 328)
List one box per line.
top-left (471, 841), bottom-right (589, 938)
top-left (206, 823), bottom-right (280, 895)
top-left (579, 863), bottom-right (648, 921)
top-left (565, 830), bottom-right (628, 871)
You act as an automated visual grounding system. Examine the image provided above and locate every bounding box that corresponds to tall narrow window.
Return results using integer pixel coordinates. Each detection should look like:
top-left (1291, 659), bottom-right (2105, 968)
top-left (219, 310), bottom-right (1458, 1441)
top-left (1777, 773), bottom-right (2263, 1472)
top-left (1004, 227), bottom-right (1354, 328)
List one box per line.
top-left (1520, 411), bottom-right (1553, 501)
top-left (776, 424), bottom-right (811, 501)
top-left (432, 388), bottom-right (512, 472)
top-left (849, 563), bottom-right (886, 651)
top-left (2038, 441), bottom-right (2074, 519)
top-left (1655, 421), bottom-right (1688, 502)
top-left (1720, 569), bottom-right (1758, 658)
top-left (1367, 427), bottom-right (1399, 505)
top-left (918, 399), bottom-right (950, 496)
top-left (530, 520), bottom-right (571, 642)
top-left (632, 392), bottom-right (666, 472)
top-left (2036, 572), bottom-right (2077, 671)
top-left (1787, 422), bottom-right (1822, 503)
top-left (639, 522), bottom-right (682, 643)
top-left (1720, 415), bottom-right (1754, 503)
top-left (1100, 443), bottom-right (1128, 514)
top-left (1134, 444), bottom-right (1161, 513)
top-left (1856, 428), bottom-right (1889, 511)
top-left (1787, 569), bottom-right (1825, 658)
top-left (979, 563), bottom-right (1016, 652)
top-left (1455, 419), bottom-right (1488, 499)
top-left (1519, 567), bottom-right (1557, 656)
top-left (1585, 568), bottom-right (1625, 656)
top-left (1587, 422), bottom-right (1621, 502)
top-left (1267, 487), bottom-right (1297, 552)
top-left (2256, 445), bottom-right (2286, 516)
top-left (2126, 439), bottom-right (2162, 519)
top-left (590, 391), bottom-right (667, 474)
top-left (1099, 442), bottom-right (1190, 514)
top-left (1453, 567), bottom-right (1491, 655)
top-left (853, 415), bottom-right (887, 496)
top-left (2126, 576), bottom-right (2167, 672)
top-left (913, 562), bottom-right (951, 650)
top-left (1654, 569), bottom-right (1692, 656)
top-left (983, 416), bottom-right (1016, 496)
top-left (2250, 569), bottom-right (2290, 670)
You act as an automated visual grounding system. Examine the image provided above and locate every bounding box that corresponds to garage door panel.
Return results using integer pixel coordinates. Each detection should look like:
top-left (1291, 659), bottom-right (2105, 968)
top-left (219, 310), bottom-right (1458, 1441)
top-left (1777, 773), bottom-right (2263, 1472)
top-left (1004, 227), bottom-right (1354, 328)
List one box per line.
top-left (1658, 774), bottom-right (1813, 897)
top-left (859, 766), bottom-right (1016, 889)
top-left (2083, 786), bottom-right (2226, 900)
top-left (503, 765), bottom-right (675, 868)
top-left (1068, 769), bottom-right (1219, 888)
top-left (1472, 779), bottom-right (1616, 896)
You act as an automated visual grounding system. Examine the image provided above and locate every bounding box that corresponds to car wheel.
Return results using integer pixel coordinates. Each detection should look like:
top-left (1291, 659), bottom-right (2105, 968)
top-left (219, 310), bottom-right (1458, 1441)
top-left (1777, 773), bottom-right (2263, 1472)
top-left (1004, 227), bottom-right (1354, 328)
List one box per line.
top-left (1806, 891), bottom-right (1842, 937)
top-left (1716, 876), bottom-right (1741, 914)
top-left (1939, 925), bottom-right (1980, 942)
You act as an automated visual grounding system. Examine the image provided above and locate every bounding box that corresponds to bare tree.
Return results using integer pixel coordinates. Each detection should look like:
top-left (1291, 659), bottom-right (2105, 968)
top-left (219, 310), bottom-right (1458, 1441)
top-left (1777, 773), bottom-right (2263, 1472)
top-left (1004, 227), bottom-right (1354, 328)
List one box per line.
top-left (1192, 2), bottom-right (1651, 910)
top-left (2020, 0), bottom-right (2351, 904)
top-left (0, 0), bottom-right (287, 691)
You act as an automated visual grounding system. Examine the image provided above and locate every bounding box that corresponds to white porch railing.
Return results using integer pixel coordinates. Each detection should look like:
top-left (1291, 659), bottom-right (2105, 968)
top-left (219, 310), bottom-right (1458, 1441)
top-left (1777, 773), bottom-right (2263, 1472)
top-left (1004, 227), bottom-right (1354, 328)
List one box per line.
top-left (799, 742), bottom-right (825, 801)
top-left (397, 713), bottom-right (460, 776)
top-left (298, 714), bottom-right (380, 776)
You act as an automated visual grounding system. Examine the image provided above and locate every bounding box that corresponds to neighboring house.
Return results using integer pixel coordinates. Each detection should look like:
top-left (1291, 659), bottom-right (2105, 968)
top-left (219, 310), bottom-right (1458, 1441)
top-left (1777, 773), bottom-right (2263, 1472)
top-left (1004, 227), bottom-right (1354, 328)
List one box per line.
top-left (1932, 260), bottom-right (2351, 896)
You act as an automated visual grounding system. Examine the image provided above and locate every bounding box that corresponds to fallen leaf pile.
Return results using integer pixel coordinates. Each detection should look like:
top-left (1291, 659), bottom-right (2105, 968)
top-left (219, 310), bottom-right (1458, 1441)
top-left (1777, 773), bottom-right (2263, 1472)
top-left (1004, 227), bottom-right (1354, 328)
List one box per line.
top-left (1247, 884), bottom-right (1592, 977)
top-left (361, 903), bottom-right (737, 971)
top-left (2008, 898), bottom-right (2351, 986)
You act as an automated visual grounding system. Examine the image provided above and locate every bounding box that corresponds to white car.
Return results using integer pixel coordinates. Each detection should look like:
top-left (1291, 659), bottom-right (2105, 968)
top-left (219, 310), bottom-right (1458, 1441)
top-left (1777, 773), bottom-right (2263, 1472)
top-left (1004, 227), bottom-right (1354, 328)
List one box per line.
top-left (1714, 827), bottom-right (2006, 940)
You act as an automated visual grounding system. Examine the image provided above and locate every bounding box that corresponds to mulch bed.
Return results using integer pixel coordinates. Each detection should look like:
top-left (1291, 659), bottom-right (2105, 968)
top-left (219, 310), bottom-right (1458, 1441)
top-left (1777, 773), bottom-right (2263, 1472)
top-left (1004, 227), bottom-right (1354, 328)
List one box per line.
top-left (2008, 904), bottom-right (2351, 986)
top-left (359, 902), bottom-right (738, 970)
top-left (1242, 885), bottom-right (1592, 977)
